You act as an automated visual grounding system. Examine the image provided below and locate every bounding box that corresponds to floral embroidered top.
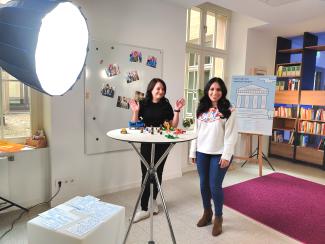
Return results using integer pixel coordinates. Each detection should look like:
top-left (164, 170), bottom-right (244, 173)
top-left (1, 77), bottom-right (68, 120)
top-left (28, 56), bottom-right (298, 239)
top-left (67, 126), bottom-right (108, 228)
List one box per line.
top-left (189, 108), bottom-right (238, 161)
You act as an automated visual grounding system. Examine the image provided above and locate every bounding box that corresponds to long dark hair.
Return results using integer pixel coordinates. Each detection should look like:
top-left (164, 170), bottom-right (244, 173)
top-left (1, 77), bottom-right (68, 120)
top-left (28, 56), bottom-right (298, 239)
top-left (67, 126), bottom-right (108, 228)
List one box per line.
top-left (196, 77), bottom-right (231, 119)
top-left (144, 78), bottom-right (168, 104)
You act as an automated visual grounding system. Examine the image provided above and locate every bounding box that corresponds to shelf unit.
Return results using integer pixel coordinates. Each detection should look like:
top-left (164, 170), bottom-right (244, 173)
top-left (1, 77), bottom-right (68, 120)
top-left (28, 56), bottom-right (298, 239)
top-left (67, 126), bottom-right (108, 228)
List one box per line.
top-left (269, 32), bottom-right (325, 169)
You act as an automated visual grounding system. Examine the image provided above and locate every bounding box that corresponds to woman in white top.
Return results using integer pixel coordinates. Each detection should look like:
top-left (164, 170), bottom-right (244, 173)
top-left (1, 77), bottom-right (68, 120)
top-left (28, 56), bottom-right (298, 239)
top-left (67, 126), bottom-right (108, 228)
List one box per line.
top-left (189, 77), bottom-right (238, 236)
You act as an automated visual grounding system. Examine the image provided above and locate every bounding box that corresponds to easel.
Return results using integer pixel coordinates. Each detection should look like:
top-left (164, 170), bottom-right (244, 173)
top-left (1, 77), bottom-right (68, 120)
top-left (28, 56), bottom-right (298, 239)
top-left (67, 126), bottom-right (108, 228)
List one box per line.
top-left (233, 132), bottom-right (275, 176)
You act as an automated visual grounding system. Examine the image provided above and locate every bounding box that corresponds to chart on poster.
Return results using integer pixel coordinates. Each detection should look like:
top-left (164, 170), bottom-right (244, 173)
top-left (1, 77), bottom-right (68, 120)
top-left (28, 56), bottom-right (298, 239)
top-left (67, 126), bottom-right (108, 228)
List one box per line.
top-left (85, 40), bottom-right (163, 154)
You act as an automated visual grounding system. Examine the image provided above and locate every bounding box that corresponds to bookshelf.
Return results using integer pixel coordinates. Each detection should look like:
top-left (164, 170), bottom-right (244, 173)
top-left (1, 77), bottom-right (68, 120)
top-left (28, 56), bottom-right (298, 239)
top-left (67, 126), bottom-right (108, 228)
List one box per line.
top-left (269, 32), bottom-right (325, 170)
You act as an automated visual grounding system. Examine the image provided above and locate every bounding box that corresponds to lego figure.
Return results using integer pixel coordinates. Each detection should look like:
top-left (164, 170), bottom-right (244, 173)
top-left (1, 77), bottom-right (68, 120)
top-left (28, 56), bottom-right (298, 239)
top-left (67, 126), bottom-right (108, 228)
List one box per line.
top-left (174, 128), bottom-right (186, 135)
top-left (165, 134), bottom-right (178, 139)
top-left (163, 121), bottom-right (170, 131)
top-left (120, 128), bottom-right (127, 134)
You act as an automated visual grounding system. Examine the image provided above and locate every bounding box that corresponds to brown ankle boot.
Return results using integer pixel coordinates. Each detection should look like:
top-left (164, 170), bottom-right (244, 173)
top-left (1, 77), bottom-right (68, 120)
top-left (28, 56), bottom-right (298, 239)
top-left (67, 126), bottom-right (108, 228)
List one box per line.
top-left (197, 208), bottom-right (213, 227)
top-left (212, 216), bottom-right (223, 236)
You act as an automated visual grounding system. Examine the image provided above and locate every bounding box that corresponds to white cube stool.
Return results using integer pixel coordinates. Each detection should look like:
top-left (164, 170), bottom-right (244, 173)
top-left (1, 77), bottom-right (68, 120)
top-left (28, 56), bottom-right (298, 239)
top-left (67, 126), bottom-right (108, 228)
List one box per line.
top-left (27, 196), bottom-right (125, 244)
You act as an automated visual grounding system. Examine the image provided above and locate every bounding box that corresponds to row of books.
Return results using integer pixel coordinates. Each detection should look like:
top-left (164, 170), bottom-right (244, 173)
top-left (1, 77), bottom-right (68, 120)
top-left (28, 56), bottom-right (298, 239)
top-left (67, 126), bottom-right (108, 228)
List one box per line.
top-left (276, 79), bottom-right (300, 91)
top-left (273, 130), bottom-right (294, 144)
top-left (298, 135), bottom-right (324, 150)
top-left (298, 121), bottom-right (325, 135)
top-left (277, 65), bottom-right (301, 77)
top-left (274, 106), bottom-right (297, 118)
top-left (273, 131), bottom-right (325, 150)
top-left (300, 108), bottom-right (325, 121)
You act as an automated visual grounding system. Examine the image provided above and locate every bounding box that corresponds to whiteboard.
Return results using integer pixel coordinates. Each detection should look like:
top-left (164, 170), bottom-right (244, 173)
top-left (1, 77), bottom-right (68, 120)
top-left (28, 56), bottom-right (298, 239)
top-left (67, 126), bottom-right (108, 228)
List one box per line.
top-left (85, 40), bottom-right (163, 154)
top-left (229, 76), bottom-right (276, 136)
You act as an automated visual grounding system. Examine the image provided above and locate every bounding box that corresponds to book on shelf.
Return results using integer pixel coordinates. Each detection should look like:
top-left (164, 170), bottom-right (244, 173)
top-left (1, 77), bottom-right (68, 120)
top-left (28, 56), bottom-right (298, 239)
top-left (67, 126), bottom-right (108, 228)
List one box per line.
top-left (276, 79), bottom-right (300, 91)
top-left (273, 130), bottom-right (294, 144)
top-left (318, 138), bottom-right (325, 151)
top-left (314, 71), bottom-right (322, 90)
top-left (277, 65), bottom-right (301, 77)
top-left (299, 134), bottom-right (309, 147)
top-left (315, 109), bottom-right (325, 121)
top-left (274, 106), bottom-right (297, 118)
top-left (300, 108), bottom-right (325, 121)
top-left (288, 131), bottom-right (295, 144)
top-left (274, 131), bottom-right (284, 143)
top-left (298, 120), bottom-right (325, 135)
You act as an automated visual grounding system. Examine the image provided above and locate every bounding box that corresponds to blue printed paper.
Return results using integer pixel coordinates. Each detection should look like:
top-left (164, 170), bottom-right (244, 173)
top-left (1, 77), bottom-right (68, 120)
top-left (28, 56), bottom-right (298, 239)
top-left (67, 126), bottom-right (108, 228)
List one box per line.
top-left (230, 76), bottom-right (276, 136)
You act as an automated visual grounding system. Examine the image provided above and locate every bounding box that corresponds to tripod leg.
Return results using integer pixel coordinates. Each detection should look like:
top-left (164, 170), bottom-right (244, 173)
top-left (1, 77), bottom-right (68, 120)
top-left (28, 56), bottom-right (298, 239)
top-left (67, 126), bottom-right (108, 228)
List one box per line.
top-left (0, 196), bottom-right (28, 212)
top-left (262, 152), bottom-right (275, 171)
top-left (123, 172), bottom-right (149, 244)
top-left (154, 172), bottom-right (176, 244)
top-left (241, 148), bottom-right (257, 167)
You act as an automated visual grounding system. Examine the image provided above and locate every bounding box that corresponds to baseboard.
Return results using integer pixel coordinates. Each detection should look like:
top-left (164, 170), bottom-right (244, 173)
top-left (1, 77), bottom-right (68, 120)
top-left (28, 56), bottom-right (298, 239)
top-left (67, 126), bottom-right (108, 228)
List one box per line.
top-left (92, 171), bottom-right (182, 198)
top-left (182, 163), bottom-right (196, 173)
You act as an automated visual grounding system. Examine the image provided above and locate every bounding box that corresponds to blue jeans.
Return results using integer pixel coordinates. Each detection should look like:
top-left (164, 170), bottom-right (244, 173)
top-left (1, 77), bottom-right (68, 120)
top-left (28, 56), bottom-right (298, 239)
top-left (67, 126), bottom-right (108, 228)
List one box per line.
top-left (196, 152), bottom-right (230, 217)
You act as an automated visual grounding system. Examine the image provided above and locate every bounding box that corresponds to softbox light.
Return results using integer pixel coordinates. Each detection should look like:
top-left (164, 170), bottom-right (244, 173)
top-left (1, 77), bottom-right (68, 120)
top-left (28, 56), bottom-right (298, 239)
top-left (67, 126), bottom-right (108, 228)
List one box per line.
top-left (0, 0), bottom-right (89, 95)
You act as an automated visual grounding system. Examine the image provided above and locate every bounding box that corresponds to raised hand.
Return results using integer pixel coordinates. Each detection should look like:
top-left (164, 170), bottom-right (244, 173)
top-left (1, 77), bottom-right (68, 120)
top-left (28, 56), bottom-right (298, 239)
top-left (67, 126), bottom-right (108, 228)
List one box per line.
top-left (175, 98), bottom-right (185, 110)
top-left (129, 99), bottom-right (140, 113)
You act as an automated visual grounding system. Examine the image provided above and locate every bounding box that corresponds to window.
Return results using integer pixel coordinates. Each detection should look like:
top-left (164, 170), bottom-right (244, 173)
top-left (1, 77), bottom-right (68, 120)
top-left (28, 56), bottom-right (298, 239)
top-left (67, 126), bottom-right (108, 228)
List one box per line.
top-left (185, 3), bottom-right (230, 119)
top-left (0, 68), bottom-right (32, 140)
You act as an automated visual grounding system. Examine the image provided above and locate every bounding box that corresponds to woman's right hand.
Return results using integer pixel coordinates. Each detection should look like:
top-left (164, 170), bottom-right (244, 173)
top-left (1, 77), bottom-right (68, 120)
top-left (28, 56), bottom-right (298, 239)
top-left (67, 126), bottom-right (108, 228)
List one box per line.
top-left (129, 99), bottom-right (140, 113)
top-left (191, 158), bottom-right (196, 164)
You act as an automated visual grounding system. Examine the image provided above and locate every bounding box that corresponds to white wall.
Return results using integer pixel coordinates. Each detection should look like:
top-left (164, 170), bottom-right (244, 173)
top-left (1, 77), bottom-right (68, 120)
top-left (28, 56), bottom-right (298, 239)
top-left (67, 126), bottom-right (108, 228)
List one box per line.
top-left (0, 148), bottom-right (50, 210)
top-left (225, 12), bottom-right (266, 88)
top-left (245, 29), bottom-right (276, 76)
top-left (47, 0), bottom-right (187, 206)
top-left (245, 29), bottom-right (277, 155)
top-left (225, 12), bottom-right (273, 158)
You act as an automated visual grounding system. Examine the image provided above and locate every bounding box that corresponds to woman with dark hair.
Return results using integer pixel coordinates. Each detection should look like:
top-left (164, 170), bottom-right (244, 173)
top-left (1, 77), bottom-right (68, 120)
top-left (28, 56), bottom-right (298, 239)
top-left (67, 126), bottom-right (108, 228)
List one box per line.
top-left (129, 78), bottom-right (185, 222)
top-left (189, 77), bottom-right (238, 236)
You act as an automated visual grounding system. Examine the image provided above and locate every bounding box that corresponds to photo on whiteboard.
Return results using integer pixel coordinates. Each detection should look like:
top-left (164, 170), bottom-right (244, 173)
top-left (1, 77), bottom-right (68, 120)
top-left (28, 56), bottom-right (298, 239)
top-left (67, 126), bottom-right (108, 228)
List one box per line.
top-left (126, 70), bottom-right (140, 83)
top-left (129, 51), bottom-right (142, 63)
top-left (134, 91), bottom-right (145, 102)
top-left (105, 64), bottom-right (120, 77)
top-left (146, 56), bottom-right (157, 68)
top-left (100, 83), bottom-right (115, 98)
top-left (116, 96), bottom-right (130, 109)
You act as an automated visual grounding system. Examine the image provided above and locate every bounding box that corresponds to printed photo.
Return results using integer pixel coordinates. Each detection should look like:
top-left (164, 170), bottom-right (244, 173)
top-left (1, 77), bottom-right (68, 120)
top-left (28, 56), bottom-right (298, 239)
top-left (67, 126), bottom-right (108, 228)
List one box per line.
top-left (146, 56), bottom-right (157, 68)
top-left (129, 51), bottom-right (142, 63)
top-left (100, 83), bottom-right (115, 98)
top-left (126, 70), bottom-right (140, 83)
top-left (105, 64), bottom-right (120, 77)
top-left (134, 91), bottom-right (145, 102)
top-left (116, 96), bottom-right (130, 109)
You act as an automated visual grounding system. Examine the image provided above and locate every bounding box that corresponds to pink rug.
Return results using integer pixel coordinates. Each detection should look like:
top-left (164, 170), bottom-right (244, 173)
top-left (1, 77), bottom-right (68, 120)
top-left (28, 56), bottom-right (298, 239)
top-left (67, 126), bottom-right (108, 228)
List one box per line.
top-left (224, 173), bottom-right (325, 244)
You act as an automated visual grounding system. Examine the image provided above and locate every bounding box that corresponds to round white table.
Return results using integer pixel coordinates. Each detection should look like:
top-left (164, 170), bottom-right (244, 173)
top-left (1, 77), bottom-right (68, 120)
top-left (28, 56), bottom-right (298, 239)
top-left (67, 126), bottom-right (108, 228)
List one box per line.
top-left (107, 128), bottom-right (197, 244)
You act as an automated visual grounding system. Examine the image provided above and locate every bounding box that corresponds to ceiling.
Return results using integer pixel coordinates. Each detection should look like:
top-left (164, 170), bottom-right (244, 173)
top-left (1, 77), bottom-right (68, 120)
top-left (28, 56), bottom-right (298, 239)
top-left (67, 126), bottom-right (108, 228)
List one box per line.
top-left (165, 0), bottom-right (325, 36)
top-left (2, 0), bottom-right (324, 36)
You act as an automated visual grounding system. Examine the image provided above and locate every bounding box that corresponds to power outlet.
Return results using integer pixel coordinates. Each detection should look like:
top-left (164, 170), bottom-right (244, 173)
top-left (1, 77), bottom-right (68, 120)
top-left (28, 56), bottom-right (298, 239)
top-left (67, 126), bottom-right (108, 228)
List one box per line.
top-left (55, 177), bottom-right (75, 187)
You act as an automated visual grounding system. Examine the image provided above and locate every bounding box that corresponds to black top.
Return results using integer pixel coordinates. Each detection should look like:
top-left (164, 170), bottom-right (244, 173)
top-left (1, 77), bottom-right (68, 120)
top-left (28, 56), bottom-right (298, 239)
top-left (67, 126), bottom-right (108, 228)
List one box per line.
top-left (139, 99), bottom-right (174, 127)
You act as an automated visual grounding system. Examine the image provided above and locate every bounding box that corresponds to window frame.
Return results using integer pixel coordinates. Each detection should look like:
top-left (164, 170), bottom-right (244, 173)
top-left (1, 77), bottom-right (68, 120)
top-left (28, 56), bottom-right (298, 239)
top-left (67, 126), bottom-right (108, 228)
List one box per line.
top-left (0, 67), bottom-right (42, 142)
top-left (184, 3), bottom-right (231, 120)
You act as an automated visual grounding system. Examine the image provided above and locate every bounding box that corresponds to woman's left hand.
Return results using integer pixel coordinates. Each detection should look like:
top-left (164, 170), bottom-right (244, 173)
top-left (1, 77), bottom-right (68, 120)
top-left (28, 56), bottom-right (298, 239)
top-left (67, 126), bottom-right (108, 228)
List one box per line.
top-left (175, 98), bottom-right (185, 110)
top-left (219, 159), bottom-right (230, 168)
